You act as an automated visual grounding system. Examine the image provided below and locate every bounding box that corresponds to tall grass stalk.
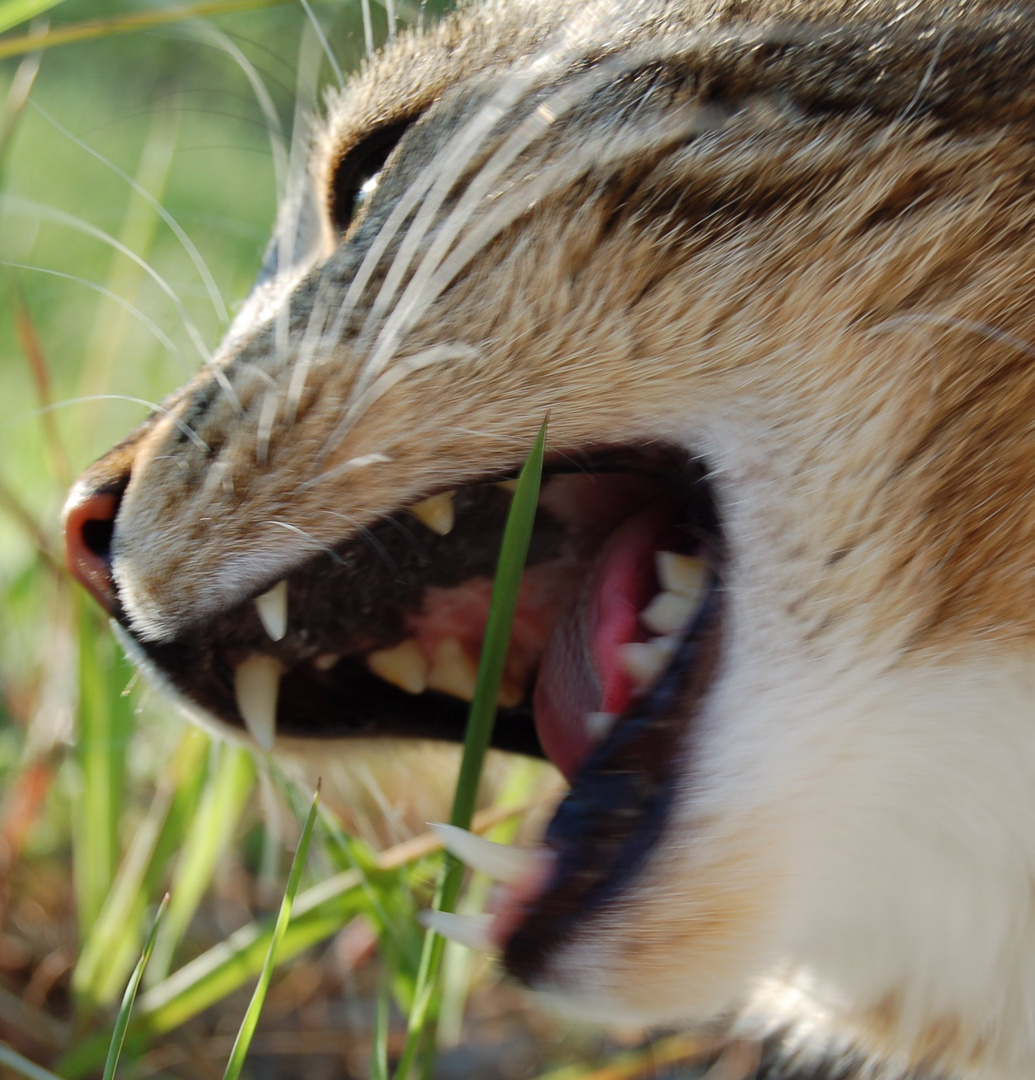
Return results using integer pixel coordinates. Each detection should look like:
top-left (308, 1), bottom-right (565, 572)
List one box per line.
top-left (393, 417), bottom-right (548, 1080)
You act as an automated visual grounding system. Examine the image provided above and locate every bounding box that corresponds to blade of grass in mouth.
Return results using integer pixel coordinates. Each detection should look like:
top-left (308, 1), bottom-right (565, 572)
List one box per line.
top-left (393, 416), bottom-right (548, 1080)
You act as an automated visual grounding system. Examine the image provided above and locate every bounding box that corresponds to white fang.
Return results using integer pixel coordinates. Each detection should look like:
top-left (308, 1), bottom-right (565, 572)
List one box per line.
top-left (431, 823), bottom-right (538, 883)
top-left (410, 491), bottom-right (456, 536)
top-left (655, 552), bottom-right (707, 599)
top-left (418, 910), bottom-right (495, 952)
top-left (234, 654), bottom-right (280, 750)
top-left (367, 639), bottom-right (428, 693)
top-left (254, 580), bottom-right (288, 641)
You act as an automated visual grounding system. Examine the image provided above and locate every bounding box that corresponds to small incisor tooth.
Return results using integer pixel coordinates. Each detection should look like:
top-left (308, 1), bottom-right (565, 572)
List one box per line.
top-left (428, 638), bottom-right (478, 702)
top-left (585, 711), bottom-right (617, 740)
top-left (655, 552), bottom-right (707, 599)
top-left (253, 580), bottom-right (288, 641)
top-left (430, 823), bottom-right (538, 883)
top-left (619, 638), bottom-right (677, 689)
top-left (367, 639), bottom-right (428, 694)
top-left (234, 654), bottom-right (281, 751)
top-left (410, 491), bottom-right (455, 536)
top-left (640, 589), bottom-right (704, 635)
top-left (418, 910), bottom-right (495, 952)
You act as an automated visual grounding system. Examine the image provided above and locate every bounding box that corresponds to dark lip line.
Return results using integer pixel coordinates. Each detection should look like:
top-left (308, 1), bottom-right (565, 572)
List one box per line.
top-left (503, 573), bottom-right (723, 985)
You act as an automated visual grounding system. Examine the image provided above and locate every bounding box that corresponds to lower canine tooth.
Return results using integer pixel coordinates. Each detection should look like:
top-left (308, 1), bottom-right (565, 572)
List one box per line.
top-left (234, 654), bottom-right (281, 750)
top-left (586, 711), bottom-right (617, 739)
top-left (428, 638), bottom-right (478, 702)
top-left (640, 589), bottom-right (704, 635)
top-left (655, 552), bottom-right (707, 598)
top-left (410, 492), bottom-right (455, 536)
top-left (619, 639), bottom-right (677, 689)
top-left (367, 639), bottom-right (428, 694)
top-left (430, 823), bottom-right (538, 883)
top-left (418, 910), bottom-right (495, 952)
top-left (253, 580), bottom-right (288, 641)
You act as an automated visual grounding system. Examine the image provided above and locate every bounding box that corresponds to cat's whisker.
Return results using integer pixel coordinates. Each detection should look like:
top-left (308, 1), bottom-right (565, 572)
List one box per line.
top-left (31, 102), bottom-right (230, 326)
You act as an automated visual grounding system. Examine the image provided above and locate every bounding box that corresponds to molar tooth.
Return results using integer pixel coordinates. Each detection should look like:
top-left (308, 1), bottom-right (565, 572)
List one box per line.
top-left (619, 638), bottom-right (678, 689)
top-left (428, 638), bottom-right (479, 702)
top-left (367, 639), bottom-right (428, 694)
top-left (585, 711), bottom-right (617, 740)
top-left (253, 580), bottom-right (288, 641)
top-left (430, 823), bottom-right (538, 883)
top-left (640, 588), bottom-right (704, 635)
top-left (233, 654), bottom-right (281, 751)
top-left (410, 491), bottom-right (456, 536)
top-left (418, 910), bottom-right (495, 952)
top-left (655, 552), bottom-right (707, 599)
top-left (497, 677), bottom-right (524, 709)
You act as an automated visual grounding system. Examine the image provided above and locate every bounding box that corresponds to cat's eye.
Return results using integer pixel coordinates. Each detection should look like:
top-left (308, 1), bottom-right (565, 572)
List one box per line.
top-left (329, 120), bottom-right (412, 235)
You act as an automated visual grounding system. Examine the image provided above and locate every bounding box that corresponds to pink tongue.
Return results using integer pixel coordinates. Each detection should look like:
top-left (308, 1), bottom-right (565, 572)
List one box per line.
top-left (532, 506), bottom-right (672, 779)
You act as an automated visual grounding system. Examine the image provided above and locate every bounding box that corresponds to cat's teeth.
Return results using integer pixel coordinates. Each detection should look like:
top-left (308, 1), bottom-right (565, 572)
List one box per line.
top-left (253, 580), bottom-right (288, 641)
top-left (313, 653), bottom-right (341, 672)
top-left (640, 588), bottom-right (704, 635)
top-left (497, 678), bottom-right (523, 708)
top-left (655, 552), bottom-right (707, 598)
top-left (430, 823), bottom-right (538, 883)
top-left (428, 638), bottom-right (479, 702)
top-left (233, 654), bottom-right (281, 750)
top-left (410, 492), bottom-right (456, 536)
top-left (619, 638), bottom-right (677, 688)
top-left (586, 710), bottom-right (617, 739)
top-left (418, 910), bottom-right (495, 952)
top-left (367, 639), bottom-right (428, 694)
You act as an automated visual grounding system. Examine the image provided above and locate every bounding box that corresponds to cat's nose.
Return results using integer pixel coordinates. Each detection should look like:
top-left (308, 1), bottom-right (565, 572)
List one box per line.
top-left (64, 477), bottom-right (126, 615)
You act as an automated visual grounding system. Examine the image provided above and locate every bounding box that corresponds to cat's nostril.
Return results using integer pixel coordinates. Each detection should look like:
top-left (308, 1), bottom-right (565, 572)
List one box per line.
top-left (64, 487), bottom-right (124, 615)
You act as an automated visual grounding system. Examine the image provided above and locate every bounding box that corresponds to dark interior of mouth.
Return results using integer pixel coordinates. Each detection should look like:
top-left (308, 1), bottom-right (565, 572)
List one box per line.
top-left (129, 443), bottom-right (722, 962)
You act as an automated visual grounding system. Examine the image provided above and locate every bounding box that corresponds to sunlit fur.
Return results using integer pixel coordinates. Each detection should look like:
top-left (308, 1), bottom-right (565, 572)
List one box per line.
top-left (71, 1), bottom-right (1035, 1076)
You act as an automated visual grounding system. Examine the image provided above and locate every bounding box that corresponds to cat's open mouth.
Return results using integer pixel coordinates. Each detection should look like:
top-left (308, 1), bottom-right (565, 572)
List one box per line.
top-left (110, 444), bottom-right (723, 973)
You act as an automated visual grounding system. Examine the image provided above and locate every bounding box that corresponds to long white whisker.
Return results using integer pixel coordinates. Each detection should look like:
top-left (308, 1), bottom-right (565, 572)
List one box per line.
top-left (2, 261), bottom-right (182, 361)
top-left (298, 0), bottom-right (344, 87)
top-left (31, 102), bottom-right (229, 326)
top-left (354, 64), bottom-right (618, 402)
top-left (867, 311), bottom-right (1035, 361)
top-left (360, 0), bottom-right (375, 57)
top-left (189, 23), bottom-right (289, 202)
top-left (3, 195), bottom-right (242, 412)
top-left (32, 395), bottom-right (209, 451)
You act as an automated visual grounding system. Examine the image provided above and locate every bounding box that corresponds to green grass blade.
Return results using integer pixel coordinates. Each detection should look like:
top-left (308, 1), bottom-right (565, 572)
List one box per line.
top-left (394, 417), bottom-right (548, 1080)
top-left (148, 743), bottom-right (255, 984)
top-left (73, 592), bottom-right (134, 941)
top-left (58, 802), bottom-right (544, 1079)
top-left (221, 785), bottom-right (321, 1080)
top-left (74, 728), bottom-right (208, 1009)
top-left (0, 0), bottom-right (67, 36)
top-left (0, 1043), bottom-right (64, 1080)
top-left (370, 962), bottom-right (391, 1080)
top-left (101, 895), bottom-right (169, 1080)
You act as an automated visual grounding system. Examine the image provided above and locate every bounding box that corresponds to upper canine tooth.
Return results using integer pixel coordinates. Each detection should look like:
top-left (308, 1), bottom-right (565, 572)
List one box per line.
top-left (428, 638), bottom-right (479, 702)
top-left (367, 639), bottom-right (428, 694)
top-left (234, 654), bottom-right (281, 751)
top-left (430, 823), bottom-right (538, 883)
top-left (640, 589), bottom-right (704, 635)
top-left (410, 492), bottom-right (455, 536)
top-left (418, 910), bottom-right (495, 952)
top-left (655, 552), bottom-right (707, 599)
top-left (254, 580), bottom-right (288, 641)
top-left (619, 638), bottom-right (677, 689)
